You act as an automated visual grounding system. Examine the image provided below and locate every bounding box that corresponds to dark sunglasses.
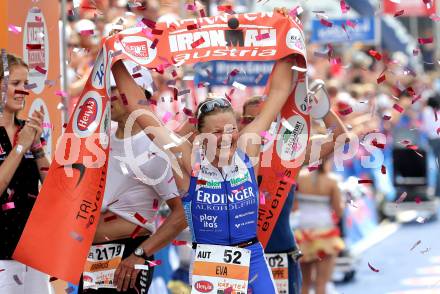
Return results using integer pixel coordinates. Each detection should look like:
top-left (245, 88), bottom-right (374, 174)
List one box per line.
top-left (196, 98), bottom-right (232, 119)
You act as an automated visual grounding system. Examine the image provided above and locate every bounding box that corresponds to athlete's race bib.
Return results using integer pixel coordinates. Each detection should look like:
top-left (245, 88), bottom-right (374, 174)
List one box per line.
top-left (265, 253), bottom-right (289, 294)
top-left (192, 244), bottom-right (251, 294)
top-left (83, 243), bottom-right (125, 290)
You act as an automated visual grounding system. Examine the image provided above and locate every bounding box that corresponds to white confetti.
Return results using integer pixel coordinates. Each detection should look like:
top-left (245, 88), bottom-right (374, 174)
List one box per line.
top-left (232, 81), bottom-right (246, 91)
top-left (134, 264), bottom-right (150, 270)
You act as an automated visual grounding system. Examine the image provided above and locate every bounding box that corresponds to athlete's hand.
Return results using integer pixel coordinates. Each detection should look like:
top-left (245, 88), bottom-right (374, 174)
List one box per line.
top-left (114, 254), bottom-right (144, 291)
top-left (274, 7), bottom-right (289, 17)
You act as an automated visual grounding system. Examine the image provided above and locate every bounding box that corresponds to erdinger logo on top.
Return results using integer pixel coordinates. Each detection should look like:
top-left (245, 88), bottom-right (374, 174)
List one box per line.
top-left (73, 91), bottom-right (103, 138)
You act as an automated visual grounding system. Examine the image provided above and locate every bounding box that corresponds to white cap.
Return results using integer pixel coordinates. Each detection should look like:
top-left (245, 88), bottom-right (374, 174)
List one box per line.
top-left (73, 19), bottom-right (96, 33)
top-left (110, 60), bottom-right (154, 94)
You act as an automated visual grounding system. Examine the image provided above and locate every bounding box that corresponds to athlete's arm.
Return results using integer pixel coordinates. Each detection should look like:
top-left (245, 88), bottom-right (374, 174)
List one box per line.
top-left (111, 60), bottom-right (192, 186)
top-left (240, 55), bottom-right (301, 159)
top-left (114, 197), bottom-right (187, 291)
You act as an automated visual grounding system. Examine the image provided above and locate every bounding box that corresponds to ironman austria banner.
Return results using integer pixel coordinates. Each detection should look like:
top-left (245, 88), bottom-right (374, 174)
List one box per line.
top-left (14, 11), bottom-right (310, 283)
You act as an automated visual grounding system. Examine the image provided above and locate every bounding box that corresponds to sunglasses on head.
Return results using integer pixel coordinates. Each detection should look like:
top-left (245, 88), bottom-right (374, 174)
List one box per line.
top-left (196, 98), bottom-right (232, 119)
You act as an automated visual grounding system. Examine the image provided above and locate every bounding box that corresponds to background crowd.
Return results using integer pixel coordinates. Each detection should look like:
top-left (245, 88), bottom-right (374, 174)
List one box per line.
top-left (59, 0), bottom-right (440, 293)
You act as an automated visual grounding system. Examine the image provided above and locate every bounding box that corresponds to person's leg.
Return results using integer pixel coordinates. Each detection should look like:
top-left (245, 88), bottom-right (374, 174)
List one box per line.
top-left (300, 261), bottom-right (312, 294)
top-left (315, 256), bottom-right (336, 294)
top-left (247, 244), bottom-right (277, 294)
top-left (288, 256), bottom-right (302, 294)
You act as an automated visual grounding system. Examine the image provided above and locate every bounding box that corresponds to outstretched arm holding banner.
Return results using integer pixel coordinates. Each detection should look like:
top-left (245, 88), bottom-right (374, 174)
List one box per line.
top-left (13, 9), bottom-right (315, 284)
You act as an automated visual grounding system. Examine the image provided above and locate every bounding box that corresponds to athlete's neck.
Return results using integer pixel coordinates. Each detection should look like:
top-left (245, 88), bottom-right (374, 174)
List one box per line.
top-left (115, 114), bottom-right (142, 139)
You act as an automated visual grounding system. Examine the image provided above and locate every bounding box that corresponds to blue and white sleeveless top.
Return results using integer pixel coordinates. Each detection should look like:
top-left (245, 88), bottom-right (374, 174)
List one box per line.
top-left (182, 149), bottom-right (259, 245)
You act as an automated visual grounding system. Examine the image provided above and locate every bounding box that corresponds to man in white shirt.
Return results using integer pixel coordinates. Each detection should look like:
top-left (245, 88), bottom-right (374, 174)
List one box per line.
top-left (80, 62), bottom-right (187, 293)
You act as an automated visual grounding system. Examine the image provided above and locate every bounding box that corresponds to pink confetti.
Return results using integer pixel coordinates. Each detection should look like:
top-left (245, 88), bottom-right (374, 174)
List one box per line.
top-left (368, 50), bottom-right (382, 61)
top-left (8, 24), bottom-right (22, 34)
top-left (35, 66), bottom-right (47, 74)
top-left (189, 117), bottom-right (198, 124)
top-left (340, 0), bottom-right (350, 13)
top-left (147, 260), bottom-right (162, 267)
top-left (151, 29), bottom-right (163, 35)
top-left (393, 104), bottom-right (404, 113)
top-left (346, 20), bottom-right (357, 28)
top-left (320, 19), bottom-right (333, 27)
top-left (255, 72), bottom-right (264, 84)
top-left (141, 18), bottom-right (156, 29)
top-left (153, 199), bottom-right (159, 210)
top-left (396, 192), bottom-right (408, 204)
top-left (191, 37), bottom-right (205, 49)
top-left (217, 5), bottom-right (232, 12)
top-left (394, 10), bottom-right (405, 17)
top-left (199, 9), bottom-right (206, 17)
top-left (104, 214), bottom-right (118, 222)
top-left (381, 165), bottom-right (387, 174)
top-left (415, 197), bottom-right (421, 204)
top-left (256, 33), bottom-right (270, 41)
top-left (150, 39), bottom-right (159, 49)
top-left (368, 262), bottom-right (380, 272)
top-left (358, 179), bottom-right (373, 184)
top-left (134, 212), bottom-right (147, 224)
top-left (187, 24), bottom-right (199, 31)
top-left (383, 115), bottom-right (391, 120)
top-left (338, 107), bottom-right (353, 116)
top-left (2, 202), bottom-right (15, 211)
top-left (79, 29), bottom-right (94, 36)
top-left (185, 3), bottom-right (196, 11)
top-left (260, 131), bottom-right (273, 141)
top-left (162, 112), bottom-right (172, 124)
top-left (55, 90), bottom-right (68, 98)
top-left (26, 44), bottom-right (42, 50)
top-left (259, 191), bottom-right (266, 205)
top-left (377, 74), bottom-right (386, 84)
top-left (418, 37), bottom-right (433, 45)
top-left (172, 240), bottom-right (187, 246)
top-left (430, 14), bottom-right (440, 21)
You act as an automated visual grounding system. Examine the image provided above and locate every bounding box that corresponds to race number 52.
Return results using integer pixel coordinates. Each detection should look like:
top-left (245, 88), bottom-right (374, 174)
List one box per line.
top-left (192, 244), bottom-right (251, 294)
top-left (223, 249), bottom-right (243, 264)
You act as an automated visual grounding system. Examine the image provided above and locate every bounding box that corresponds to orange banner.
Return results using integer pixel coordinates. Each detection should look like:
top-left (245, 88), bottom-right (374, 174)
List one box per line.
top-left (1, 0), bottom-right (62, 158)
top-left (14, 11), bottom-right (308, 283)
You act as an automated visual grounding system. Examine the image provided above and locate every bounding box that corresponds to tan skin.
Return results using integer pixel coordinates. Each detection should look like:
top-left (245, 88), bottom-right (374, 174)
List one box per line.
top-left (108, 7), bottom-right (343, 291)
top-left (0, 65), bottom-right (50, 194)
top-left (294, 161), bottom-right (343, 294)
top-left (98, 87), bottom-right (186, 292)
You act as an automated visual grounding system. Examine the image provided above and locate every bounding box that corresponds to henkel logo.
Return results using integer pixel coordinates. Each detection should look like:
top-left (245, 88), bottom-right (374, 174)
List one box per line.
top-left (194, 280), bottom-right (213, 293)
top-left (77, 98), bottom-right (98, 131)
top-left (116, 35), bottom-right (156, 65)
top-left (73, 91), bottom-right (102, 138)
